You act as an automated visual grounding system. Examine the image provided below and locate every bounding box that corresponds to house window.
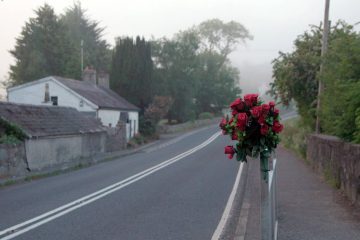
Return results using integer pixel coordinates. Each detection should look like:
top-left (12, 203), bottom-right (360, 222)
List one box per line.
top-left (44, 83), bottom-right (50, 102)
top-left (51, 96), bottom-right (58, 106)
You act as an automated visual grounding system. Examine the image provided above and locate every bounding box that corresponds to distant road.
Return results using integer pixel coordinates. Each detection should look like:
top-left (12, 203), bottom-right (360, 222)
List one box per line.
top-left (0, 125), bottom-right (241, 240)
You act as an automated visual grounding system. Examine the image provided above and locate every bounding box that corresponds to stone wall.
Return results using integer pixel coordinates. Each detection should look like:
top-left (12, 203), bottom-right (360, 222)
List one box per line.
top-left (105, 121), bottom-right (127, 152)
top-left (25, 132), bottom-right (106, 171)
top-left (307, 134), bottom-right (360, 207)
top-left (0, 143), bottom-right (28, 178)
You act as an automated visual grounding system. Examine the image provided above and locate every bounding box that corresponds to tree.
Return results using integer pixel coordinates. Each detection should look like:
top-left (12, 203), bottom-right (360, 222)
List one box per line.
top-left (320, 22), bottom-right (360, 142)
top-left (61, 1), bottom-right (111, 78)
top-left (270, 25), bottom-right (322, 128)
top-left (271, 21), bottom-right (360, 143)
top-left (110, 36), bottom-right (153, 112)
top-left (9, 4), bottom-right (78, 86)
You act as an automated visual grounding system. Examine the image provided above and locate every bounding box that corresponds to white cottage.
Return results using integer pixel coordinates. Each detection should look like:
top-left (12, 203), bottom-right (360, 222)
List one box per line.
top-left (7, 72), bottom-right (140, 139)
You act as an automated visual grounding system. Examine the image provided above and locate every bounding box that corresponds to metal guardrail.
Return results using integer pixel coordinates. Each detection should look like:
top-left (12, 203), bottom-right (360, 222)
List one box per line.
top-left (261, 158), bottom-right (278, 240)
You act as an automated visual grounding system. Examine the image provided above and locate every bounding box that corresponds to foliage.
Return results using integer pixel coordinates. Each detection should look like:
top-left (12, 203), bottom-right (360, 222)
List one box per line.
top-left (0, 118), bottom-right (27, 144)
top-left (140, 96), bottom-right (173, 137)
top-left (110, 36), bottom-right (153, 112)
top-left (60, 1), bottom-right (111, 78)
top-left (280, 117), bottom-right (311, 159)
top-left (152, 19), bottom-right (249, 123)
top-left (320, 23), bottom-right (360, 143)
top-left (271, 21), bottom-right (360, 143)
top-left (220, 94), bottom-right (283, 163)
top-left (270, 25), bottom-right (322, 129)
top-left (8, 4), bottom-right (78, 86)
top-left (198, 112), bottom-right (214, 120)
top-left (144, 96), bottom-right (173, 124)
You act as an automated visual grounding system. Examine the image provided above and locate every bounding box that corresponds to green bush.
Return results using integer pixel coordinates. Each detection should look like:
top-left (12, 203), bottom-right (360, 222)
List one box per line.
top-left (0, 135), bottom-right (22, 145)
top-left (280, 117), bottom-right (311, 159)
top-left (198, 112), bottom-right (214, 120)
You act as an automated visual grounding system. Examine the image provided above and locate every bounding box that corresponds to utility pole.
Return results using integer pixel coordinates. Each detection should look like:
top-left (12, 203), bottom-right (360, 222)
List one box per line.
top-left (315, 0), bottom-right (330, 134)
top-left (81, 40), bottom-right (84, 73)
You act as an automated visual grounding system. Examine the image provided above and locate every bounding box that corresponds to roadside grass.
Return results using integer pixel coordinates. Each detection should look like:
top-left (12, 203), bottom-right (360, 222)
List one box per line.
top-left (280, 116), bottom-right (312, 161)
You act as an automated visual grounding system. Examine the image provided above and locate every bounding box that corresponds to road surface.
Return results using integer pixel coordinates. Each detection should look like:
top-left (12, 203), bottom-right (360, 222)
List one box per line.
top-left (0, 125), bottom-right (241, 240)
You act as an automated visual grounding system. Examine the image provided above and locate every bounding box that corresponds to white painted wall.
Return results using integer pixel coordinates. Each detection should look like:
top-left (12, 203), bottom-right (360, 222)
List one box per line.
top-left (8, 78), bottom-right (96, 112)
top-left (98, 109), bottom-right (139, 139)
top-left (98, 109), bottom-right (120, 127)
top-left (128, 111), bottom-right (139, 135)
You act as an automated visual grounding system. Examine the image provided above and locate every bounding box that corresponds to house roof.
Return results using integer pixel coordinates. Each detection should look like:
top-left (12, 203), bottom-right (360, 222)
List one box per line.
top-left (0, 102), bottom-right (106, 138)
top-left (52, 76), bottom-right (140, 111)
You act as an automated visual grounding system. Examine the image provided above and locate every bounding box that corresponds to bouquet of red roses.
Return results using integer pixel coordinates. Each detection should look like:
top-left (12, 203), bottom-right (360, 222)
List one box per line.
top-left (219, 94), bottom-right (283, 163)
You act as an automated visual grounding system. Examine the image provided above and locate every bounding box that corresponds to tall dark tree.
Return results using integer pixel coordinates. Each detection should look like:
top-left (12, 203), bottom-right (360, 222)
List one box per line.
top-left (9, 4), bottom-right (77, 86)
top-left (110, 36), bottom-right (153, 112)
top-left (61, 2), bottom-right (111, 78)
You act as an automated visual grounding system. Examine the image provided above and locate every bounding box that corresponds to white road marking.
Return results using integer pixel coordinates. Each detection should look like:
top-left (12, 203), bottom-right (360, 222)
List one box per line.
top-left (211, 161), bottom-right (245, 240)
top-left (0, 131), bottom-right (221, 240)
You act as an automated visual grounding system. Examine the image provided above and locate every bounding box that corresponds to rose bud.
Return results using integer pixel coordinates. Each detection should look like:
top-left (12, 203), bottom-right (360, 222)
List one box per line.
top-left (231, 132), bottom-right (238, 140)
top-left (269, 101), bottom-right (275, 110)
top-left (258, 116), bottom-right (266, 125)
top-left (260, 124), bottom-right (269, 135)
top-left (224, 145), bottom-right (236, 159)
top-left (273, 108), bottom-right (280, 117)
top-left (219, 118), bottom-right (227, 130)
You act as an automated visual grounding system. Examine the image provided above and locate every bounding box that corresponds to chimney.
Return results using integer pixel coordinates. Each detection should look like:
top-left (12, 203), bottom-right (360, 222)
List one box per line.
top-left (97, 71), bottom-right (110, 88)
top-left (82, 66), bottom-right (97, 85)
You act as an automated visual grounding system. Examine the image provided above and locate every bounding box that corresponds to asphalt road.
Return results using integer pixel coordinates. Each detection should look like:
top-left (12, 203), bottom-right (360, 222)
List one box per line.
top-left (0, 125), bottom-right (241, 240)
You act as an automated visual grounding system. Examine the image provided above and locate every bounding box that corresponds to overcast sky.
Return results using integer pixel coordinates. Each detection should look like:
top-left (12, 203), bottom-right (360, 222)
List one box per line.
top-left (1, 0), bottom-right (360, 96)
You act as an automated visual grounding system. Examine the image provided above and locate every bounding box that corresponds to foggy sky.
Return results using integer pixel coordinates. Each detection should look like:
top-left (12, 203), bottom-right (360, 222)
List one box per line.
top-left (1, 0), bottom-right (359, 97)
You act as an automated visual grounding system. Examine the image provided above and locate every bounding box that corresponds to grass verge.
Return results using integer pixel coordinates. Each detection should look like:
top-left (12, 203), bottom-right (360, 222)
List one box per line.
top-left (280, 116), bottom-right (312, 160)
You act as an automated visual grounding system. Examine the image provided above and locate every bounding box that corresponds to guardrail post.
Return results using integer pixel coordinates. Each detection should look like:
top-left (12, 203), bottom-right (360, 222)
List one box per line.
top-left (261, 156), bottom-right (278, 240)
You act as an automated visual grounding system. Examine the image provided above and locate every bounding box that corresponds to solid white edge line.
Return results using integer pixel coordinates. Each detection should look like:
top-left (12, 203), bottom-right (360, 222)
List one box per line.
top-left (211, 161), bottom-right (245, 240)
top-left (0, 132), bottom-right (221, 240)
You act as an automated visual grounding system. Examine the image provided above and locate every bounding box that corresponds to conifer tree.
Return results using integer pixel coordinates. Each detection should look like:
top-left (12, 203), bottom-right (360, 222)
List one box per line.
top-left (9, 4), bottom-right (77, 86)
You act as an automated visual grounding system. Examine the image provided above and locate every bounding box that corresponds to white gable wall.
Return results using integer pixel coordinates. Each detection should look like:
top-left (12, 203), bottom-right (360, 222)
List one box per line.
top-left (8, 79), bottom-right (96, 112)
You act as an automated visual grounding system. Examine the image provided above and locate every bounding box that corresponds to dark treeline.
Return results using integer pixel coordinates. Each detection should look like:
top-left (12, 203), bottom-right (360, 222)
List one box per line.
top-left (8, 2), bottom-right (252, 134)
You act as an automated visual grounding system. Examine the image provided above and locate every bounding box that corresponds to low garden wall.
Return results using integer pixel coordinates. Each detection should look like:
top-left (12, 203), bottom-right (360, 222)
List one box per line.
top-left (307, 134), bottom-right (360, 207)
top-left (0, 143), bottom-right (28, 178)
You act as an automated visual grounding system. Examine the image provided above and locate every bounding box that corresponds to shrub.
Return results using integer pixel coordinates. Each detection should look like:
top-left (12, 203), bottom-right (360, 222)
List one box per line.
top-left (198, 112), bottom-right (214, 120)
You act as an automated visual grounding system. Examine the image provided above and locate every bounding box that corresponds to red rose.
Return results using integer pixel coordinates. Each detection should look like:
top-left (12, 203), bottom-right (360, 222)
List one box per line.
top-left (219, 118), bottom-right (227, 130)
top-left (261, 104), bottom-right (270, 114)
top-left (244, 94), bottom-right (253, 106)
top-left (231, 132), bottom-right (238, 140)
top-left (224, 145), bottom-right (236, 159)
top-left (230, 98), bottom-right (244, 111)
top-left (251, 94), bottom-right (259, 105)
top-left (237, 113), bottom-right (248, 131)
top-left (244, 94), bottom-right (259, 107)
top-left (272, 121), bottom-right (283, 133)
top-left (260, 124), bottom-right (269, 135)
top-left (269, 101), bottom-right (275, 110)
top-left (273, 108), bottom-right (280, 117)
top-left (258, 115), bottom-right (266, 125)
top-left (250, 106), bottom-right (262, 118)
top-left (232, 109), bottom-right (238, 116)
